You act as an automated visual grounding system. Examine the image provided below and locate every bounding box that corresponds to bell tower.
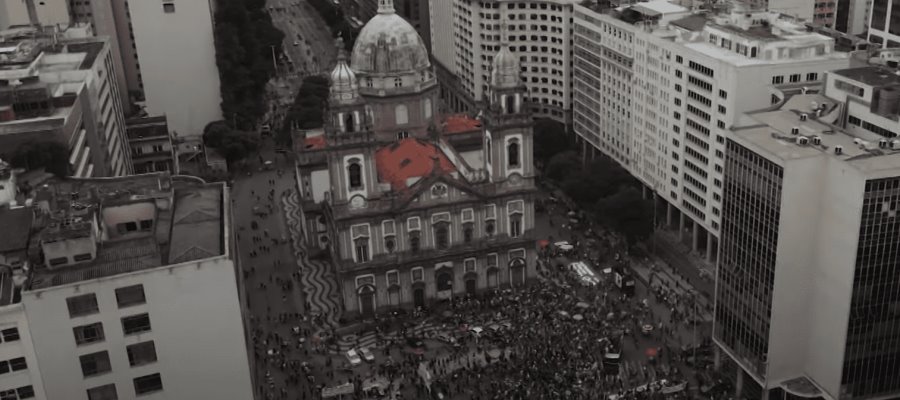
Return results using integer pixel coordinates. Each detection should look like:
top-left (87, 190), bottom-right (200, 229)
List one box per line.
top-left (483, 25), bottom-right (533, 183)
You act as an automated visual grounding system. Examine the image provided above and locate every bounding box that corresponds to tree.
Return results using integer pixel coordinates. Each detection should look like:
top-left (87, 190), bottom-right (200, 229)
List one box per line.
top-left (9, 141), bottom-right (70, 177)
top-left (544, 151), bottom-right (580, 182)
top-left (594, 186), bottom-right (654, 246)
top-left (278, 75), bottom-right (330, 145)
top-left (533, 119), bottom-right (573, 165)
top-left (203, 121), bottom-right (259, 164)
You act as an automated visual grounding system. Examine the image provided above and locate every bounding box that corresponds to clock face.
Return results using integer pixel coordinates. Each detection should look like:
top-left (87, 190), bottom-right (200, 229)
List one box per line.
top-left (350, 195), bottom-right (366, 209)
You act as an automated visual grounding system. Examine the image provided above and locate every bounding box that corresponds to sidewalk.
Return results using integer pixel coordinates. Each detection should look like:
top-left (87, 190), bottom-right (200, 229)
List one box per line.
top-left (629, 259), bottom-right (714, 323)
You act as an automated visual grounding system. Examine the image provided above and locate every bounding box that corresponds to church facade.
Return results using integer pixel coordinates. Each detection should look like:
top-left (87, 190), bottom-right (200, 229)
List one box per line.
top-left (294, 0), bottom-right (539, 318)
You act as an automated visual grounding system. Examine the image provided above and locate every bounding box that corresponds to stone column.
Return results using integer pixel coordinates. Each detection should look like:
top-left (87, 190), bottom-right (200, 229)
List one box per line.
top-left (714, 346), bottom-right (722, 370)
top-left (735, 368), bottom-right (744, 399)
top-left (678, 212), bottom-right (685, 241)
top-left (692, 222), bottom-right (700, 253)
top-left (666, 202), bottom-right (673, 229)
top-left (706, 234), bottom-right (715, 263)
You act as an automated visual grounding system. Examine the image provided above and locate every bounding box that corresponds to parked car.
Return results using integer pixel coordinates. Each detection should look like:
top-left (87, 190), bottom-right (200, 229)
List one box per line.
top-left (345, 349), bottom-right (362, 366)
top-left (358, 347), bottom-right (375, 362)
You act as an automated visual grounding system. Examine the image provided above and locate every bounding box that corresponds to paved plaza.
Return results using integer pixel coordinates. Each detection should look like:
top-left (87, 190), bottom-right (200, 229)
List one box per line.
top-left (228, 143), bottom-right (721, 400)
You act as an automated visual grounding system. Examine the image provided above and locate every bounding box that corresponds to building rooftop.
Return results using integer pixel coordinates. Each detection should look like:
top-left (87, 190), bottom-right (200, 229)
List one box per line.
top-left (832, 67), bottom-right (900, 88)
top-left (126, 116), bottom-right (170, 141)
top-left (0, 207), bottom-right (32, 253)
top-left (25, 173), bottom-right (227, 291)
top-left (374, 138), bottom-right (457, 191)
top-left (442, 114), bottom-right (483, 135)
top-left (734, 93), bottom-right (900, 173)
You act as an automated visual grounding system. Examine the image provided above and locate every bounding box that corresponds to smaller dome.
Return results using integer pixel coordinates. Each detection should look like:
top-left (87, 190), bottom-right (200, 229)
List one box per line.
top-left (330, 38), bottom-right (361, 104)
top-left (490, 44), bottom-right (521, 89)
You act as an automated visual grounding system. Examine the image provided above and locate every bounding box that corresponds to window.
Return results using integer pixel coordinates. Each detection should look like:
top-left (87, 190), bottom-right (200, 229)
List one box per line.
top-left (507, 140), bottom-right (520, 167)
top-left (348, 162), bottom-right (362, 189)
top-left (387, 271), bottom-right (400, 286)
top-left (431, 184), bottom-right (448, 198)
top-left (719, 89), bottom-right (727, 99)
top-left (67, 293), bottom-right (99, 318)
top-left (395, 104), bottom-right (409, 124)
top-left (772, 75), bottom-right (784, 84)
top-left (409, 232), bottom-right (420, 252)
top-left (464, 259), bottom-right (476, 273)
top-left (139, 220), bottom-right (152, 230)
top-left (382, 220), bottom-right (396, 253)
top-left (133, 373), bottom-right (163, 395)
top-left (115, 285), bottom-right (146, 308)
top-left (73, 323), bottom-right (104, 345)
top-left (127, 341), bottom-right (157, 367)
top-left (434, 223), bottom-right (450, 250)
top-left (87, 384), bottom-right (118, 400)
top-left (8, 358), bottom-right (26, 372)
top-left (411, 268), bottom-right (424, 282)
top-left (397, 131), bottom-right (409, 140)
top-left (789, 73), bottom-right (801, 83)
top-left (354, 239), bottom-right (369, 262)
top-left (16, 386), bottom-right (33, 399)
top-left (1, 328), bottom-right (19, 342)
top-left (806, 72), bottom-right (819, 81)
top-left (394, 77), bottom-right (402, 87)
top-left (122, 313), bottom-right (151, 335)
top-left (162, 2), bottom-right (174, 13)
top-left (80, 351), bottom-right (111, 377)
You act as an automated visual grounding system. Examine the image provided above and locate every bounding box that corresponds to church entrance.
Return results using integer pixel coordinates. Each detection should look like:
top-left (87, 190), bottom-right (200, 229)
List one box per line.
top-left (465, 277), bottom-right (477, 294)
top-left (436, 264), bottom-right (453, 300)
top-left (413, 286), bottom-right (425, 309)
top-left (358, 285), bottom-right (376, 318)
top-left (509, 258), bottom-right (526, 287)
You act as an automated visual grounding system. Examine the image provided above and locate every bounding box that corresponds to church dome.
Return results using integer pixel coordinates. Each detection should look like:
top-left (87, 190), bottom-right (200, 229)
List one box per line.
top-left (330, 39), bottom-right (361, 104)
top-left (350, 0), bottom-right (430, 75)
top-left (491, 44), bottom-right (522, 89)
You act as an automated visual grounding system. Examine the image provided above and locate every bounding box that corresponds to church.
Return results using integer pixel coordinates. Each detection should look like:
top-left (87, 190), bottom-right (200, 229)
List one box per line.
top-left (293, 0), bottom-right (538, 318)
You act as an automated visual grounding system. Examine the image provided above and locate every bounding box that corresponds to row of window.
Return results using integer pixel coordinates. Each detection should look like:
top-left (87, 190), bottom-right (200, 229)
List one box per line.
top-left (87, 373), bottom-right (162, 400)
top-left (0, 386), bottom-right (33, 400)
top-left (67, 285), bottom-right (146, 318)
top-left (357, 249), bottom-right (526, 288)
top-left (80, 341), bottom-right (157, 378)
top-left (73, 313), bottom-right (151, 346)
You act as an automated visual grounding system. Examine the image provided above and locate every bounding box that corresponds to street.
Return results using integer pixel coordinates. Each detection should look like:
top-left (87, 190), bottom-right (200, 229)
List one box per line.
top-left (267, 0), bottom-right (337, 78)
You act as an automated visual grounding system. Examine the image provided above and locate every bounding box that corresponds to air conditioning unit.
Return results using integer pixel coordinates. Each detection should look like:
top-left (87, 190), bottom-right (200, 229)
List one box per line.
top-left (812, 136), bottom-right (822, 145)
top-left (800, 113), bottom-right (808, 121)
top-left (835, 145), bottom-right (843, 155)
top-left (791, 127), bottom-right (799, 135)
top-left (797, 137), bottom-right (809, 145)
top-left (880, 139), bottom-right (889, 149)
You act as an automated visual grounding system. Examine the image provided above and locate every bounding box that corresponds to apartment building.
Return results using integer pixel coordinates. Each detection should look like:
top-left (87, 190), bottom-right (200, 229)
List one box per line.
top-left (572, 1), bottom-right (849, 262)
top-left (717, 67), bottom-right (900, 400)
top-left (0, 172), bottom-right (253, 400)
top-left (125, 116), bottom-right (177, 174)
top-left (429, 0), bottom-right (579, 122)
top-left (0, 33), bottom-right (132, 178)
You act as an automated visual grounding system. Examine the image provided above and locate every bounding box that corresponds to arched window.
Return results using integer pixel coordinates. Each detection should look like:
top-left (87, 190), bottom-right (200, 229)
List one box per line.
top-left (395, 104), bottom-right (409, 125)
top-left (485, 138), bottom-right (492, 165)
top-left (345, 113), bottom-right (355, 133)
top-left (507, 140), bottom-right (520, 167)
top-left (505, 95), bottom-right (516, 114)
top-left (434, 223), bottom-right (450, 250)
top-left (348, 163), bottom-right (362, 189)
top-left (424, 98), bottom-right (433, 119)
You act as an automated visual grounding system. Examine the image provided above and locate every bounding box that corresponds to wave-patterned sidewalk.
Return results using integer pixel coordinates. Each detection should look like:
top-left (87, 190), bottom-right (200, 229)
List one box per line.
top-left (282, 191), bottom-right (343, 328)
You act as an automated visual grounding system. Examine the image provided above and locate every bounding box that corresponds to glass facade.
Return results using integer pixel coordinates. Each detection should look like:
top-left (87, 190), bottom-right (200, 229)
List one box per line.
top-left (841, 177), bottom-right (900, 398)
top-left (870, 0), bottom-right (888, 31)
top-left (715, 140), bottom-right (783, 378)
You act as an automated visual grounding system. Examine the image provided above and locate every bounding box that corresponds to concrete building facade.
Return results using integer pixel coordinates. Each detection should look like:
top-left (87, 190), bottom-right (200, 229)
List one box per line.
top-left (572, 2), bottom-right (849, 264)
top-left (0, 172), bottom-right (253, 400)
top-left (717, 67), bottom-right (900, 400)
top-left (429, 0), bottom-right (579, 122)
top-left (0, 34), bottom-right (132, 178)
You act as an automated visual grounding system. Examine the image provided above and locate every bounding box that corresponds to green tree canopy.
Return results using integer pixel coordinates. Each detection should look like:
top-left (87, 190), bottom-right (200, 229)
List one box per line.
top-left (594, 186), bottom-right (654, 246)
top-left (203, 121), bottom-right (259, 164)
top-left (533, 119), bottom-right (573, 164)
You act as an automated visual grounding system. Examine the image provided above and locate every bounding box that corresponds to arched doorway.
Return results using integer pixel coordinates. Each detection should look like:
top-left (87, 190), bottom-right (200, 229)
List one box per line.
top-left (436, 266), bottom-right (453, 300)
top-left (357, 285), bottom-right (376, 318)
top-left (464, 272), bottom-right (477, 295)
top-left (412, 284), bottom-right (425, 309)
top-left (509, 257), bottom-right (526, 287)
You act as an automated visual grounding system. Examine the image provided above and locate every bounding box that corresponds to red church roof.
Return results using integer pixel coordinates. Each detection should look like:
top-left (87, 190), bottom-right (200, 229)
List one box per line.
top-left (375, 138), bottom-right (457, 191)
top-left (443, 114), bottom-right (482, 135)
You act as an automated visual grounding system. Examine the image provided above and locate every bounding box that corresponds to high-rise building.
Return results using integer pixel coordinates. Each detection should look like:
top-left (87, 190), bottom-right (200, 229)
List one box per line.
top-left (867, 0), bottom-right (900, 48)
top-left (0, 172), bottom-right (253, 400)
top-left (293, 0), bottom-right (538, 318)
top-left (125, 116), bottom-right (177, 174)
top-left (0, 33), bottom-right (133, 177)
top-left (0, 0), bottom-right (71, 30)
top-left (832, 0), bottom-right (869, 35)
top-left (717, 66), bottom-right (900, 400)
top-left (572, 1), bottom-right (849, 263)
top-left (429, 0), bottom-right (579, 122)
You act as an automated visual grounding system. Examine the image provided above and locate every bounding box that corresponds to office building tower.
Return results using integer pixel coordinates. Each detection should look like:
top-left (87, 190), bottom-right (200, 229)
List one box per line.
top-left (718, 66), bottom-right (900, 400)
top-left (429, 0), bottom-right (579, 122)
top-left (0, 33), bottom-right (132, 177)
top-left (867, 0), bottom-right (900, 48)
top-left (0, 172), bottom-right (253, 400)
top-left (572, 1), bottom-right (848, 262)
